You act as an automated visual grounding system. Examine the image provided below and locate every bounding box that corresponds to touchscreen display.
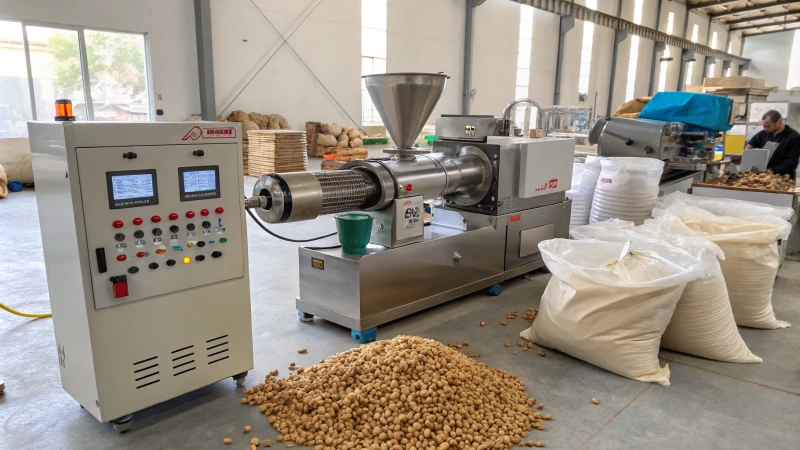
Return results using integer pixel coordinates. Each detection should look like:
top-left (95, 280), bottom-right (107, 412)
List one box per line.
top-left (179, 165), bottom-right (221, 201)
top-left (106, 169), bottom-right (159, 209)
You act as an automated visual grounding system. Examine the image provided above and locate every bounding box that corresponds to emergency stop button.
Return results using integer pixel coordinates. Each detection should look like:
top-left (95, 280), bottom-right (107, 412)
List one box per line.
top-left (110, 275), bottom-right (128, 298)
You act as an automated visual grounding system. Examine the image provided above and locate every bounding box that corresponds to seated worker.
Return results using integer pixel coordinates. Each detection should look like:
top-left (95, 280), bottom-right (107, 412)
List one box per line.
top-left (746, 110), bottom-right (800, 179)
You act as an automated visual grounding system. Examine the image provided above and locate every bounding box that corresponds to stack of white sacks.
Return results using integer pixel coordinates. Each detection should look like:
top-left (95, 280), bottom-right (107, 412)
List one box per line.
top-left (566, 155), bottom-right (604, 227)
top-left (522, 192), bottom-right (792, 386)
top-left (589, 157), bottom-right (664, 225)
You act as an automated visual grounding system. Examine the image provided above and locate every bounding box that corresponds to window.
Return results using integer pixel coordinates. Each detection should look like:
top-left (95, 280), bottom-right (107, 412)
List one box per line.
top-left (658, 12), bottom-right (675, 92)
top-left (514, 5), bottom-right (534, 128)
top-left (685, 24), bottom-right (699, 87)
top-left (708, 31), bottom-right (718, 78)
top-left (624, 0), bottom-right (644, 102)
top-left (361, 0), bottom-right (387, 126)
top-left (0, 20), bottom-right (150, 137)
top-left (726, 41), bottom-right (733, 77)
top-left (578, 0), bottom-right (598, 97)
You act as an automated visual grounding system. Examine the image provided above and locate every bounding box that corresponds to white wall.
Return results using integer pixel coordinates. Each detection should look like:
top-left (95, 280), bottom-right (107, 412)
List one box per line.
top-left (211, 0), bottom-right (362, 130)
top-left (0, 0), bottom-right (199, 121)
top-left (743, 30), bottom-right (797, 89)
top-left (471, 0), bottom-right (519, 116)
top-left (685, 10), bottom-right (709, 87)
top-left (705, 21), bottom-right (728, 79)
top-left (654, 0), bottom-right (687, 92)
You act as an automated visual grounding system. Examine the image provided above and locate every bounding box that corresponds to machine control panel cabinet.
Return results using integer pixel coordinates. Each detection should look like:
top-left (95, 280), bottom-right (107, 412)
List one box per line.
top-left (28, 121), bottom-right (253, 425)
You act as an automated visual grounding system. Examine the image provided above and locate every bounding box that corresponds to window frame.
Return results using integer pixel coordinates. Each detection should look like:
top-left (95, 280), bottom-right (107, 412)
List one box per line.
top-left (1, 18), bottom-right (153, 122)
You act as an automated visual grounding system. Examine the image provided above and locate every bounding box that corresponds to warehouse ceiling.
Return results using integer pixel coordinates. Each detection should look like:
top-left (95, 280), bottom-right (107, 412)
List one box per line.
top-left (689, 0), bottom-right (800, 36)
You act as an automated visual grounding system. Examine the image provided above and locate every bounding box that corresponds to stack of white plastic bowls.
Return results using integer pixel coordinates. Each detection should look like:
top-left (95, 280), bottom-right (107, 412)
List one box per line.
top-left (567, 155), bottom-right (604, 227)
top-left (590, 157), bottom-right (664, 225)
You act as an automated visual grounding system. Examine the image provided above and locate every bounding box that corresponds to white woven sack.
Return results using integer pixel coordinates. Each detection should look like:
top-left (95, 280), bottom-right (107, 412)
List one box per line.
top-left (521, 238), bottom-right (706, 385)
top-left (572, 217), bottom-right (761, 363)
top-left (655, 192), bottom-right (795, 221)
top-left (657, 204), bottom-right (791, 329)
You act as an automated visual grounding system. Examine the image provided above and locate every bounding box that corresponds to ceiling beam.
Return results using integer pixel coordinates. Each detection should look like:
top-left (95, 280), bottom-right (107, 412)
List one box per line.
top-left (731, 18), bottom-right (800, 31)
top-left (712, 0), bottom-right (800, 19)
top-left (742, 26), bottom-right (800, 37)
top-left (689, 0), bottom-right (743, 10)
top-left (724, 11), bottom-right (800, 25)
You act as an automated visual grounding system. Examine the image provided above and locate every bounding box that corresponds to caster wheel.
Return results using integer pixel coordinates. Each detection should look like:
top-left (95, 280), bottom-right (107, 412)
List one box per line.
top-left (112, 414), bottom-right (133, 433)
top-left (233, 371), bottom-right (248, 387)
top-left (487, 284), bottom-right (502, 296)
top-left (298, 311), bottom-right (314, 322)
top-left (539, 266), bottom-right (550, 274)
top-left (351, 327), bottom-right (377, 344)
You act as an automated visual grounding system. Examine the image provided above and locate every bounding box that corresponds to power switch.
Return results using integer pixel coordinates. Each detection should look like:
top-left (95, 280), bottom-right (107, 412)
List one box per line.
top-left (110, 275), bottom-right (128, 298)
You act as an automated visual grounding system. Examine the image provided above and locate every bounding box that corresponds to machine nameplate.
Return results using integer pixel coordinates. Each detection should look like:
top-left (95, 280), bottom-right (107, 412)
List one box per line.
top-left (311, 258), bottom-right (325, 270)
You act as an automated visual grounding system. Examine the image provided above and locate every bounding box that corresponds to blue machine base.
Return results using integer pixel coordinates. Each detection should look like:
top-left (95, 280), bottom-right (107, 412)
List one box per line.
top-left (487, 283), bottom-right (503, 296)
top-left (351, 327), bottom-right (377, 344)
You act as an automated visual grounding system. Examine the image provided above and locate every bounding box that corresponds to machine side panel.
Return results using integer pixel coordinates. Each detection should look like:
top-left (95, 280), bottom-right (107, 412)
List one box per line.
top-left (28, 122), bottom-right (101, 418)
top-left (298, 249), bottom-right (361, 318)
top-left (504, 200), bottom-right (571, 271)
top-left (517, 139), bottom-right (574, 198)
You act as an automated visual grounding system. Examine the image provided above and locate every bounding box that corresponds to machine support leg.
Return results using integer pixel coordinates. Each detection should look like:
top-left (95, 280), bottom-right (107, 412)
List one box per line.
top-left (352, 327), bottom-right (377, 344)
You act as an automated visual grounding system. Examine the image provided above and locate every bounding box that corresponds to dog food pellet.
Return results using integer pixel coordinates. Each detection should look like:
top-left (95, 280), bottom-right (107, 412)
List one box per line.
top-left (592, 398), bottom-right (600, 405)
top-left (297, 348), bottom-right (307, 354)
top-left (223, 438), bottom-right (232, 445)
top-left (243, 426), bottom-right (251, 433)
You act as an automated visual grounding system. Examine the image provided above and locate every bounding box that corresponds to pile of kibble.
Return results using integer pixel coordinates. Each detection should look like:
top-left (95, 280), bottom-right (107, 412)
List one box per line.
top-left (702, 169), bottom-right (796, 191)
top-left (242, 336), bottom-right (549, 449)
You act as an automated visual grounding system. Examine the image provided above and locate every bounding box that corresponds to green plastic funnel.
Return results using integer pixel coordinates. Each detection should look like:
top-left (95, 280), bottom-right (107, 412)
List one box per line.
top-left (335, 213), bottom-right (373, 255)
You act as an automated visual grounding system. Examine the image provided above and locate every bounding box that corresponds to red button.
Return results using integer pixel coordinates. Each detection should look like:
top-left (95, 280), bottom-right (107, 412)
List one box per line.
top-left (405, 184), bottom-right (413, 192)
top-left (117, 254), bottom-right (127, 261)
top-left (113, 220), bottom-right (124, 228)
top-left (200, 209), bottom-right (209, 216)
top-left (169, 213), bottom-right (179, 221)
top-left (133, 217), bottom-right (143, 226)
top-left (136, 252), bottom-right (147, 258)
top-left (215, 207), bottom-right (224, 214)
top-left (151, 215), bottom-right (161, 223)
top-left (113, 280), bottom-right (128, 299)
top-left (186, 211), bottom-right (195, 218)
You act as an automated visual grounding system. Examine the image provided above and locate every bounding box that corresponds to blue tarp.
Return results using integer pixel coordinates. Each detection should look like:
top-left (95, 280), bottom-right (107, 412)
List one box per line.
top-left (639, 92), bottom-right (732, 133)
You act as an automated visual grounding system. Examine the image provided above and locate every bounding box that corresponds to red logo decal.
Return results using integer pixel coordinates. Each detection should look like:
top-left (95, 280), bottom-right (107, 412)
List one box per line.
top-left (182, 126), bottom-right (202, 141)
top-left (600, 178), bottom-right (612, 184)
top-left (548, 179), bottom-right (558, 189)
top-left (509, 214), bottom-right (521, 222)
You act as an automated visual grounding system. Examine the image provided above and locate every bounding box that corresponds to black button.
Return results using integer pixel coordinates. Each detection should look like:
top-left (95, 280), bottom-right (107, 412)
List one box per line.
top-left (133, 230), bottom-right (144, 239)
top-left (197, 241), bottom-right (206, 247)
top-left (170, 225), bottom-right (179, 233)
top-left (152, 227), bottom-right (162, 236)
top-left (211, 251), bottom-right (222, 258)
top-left (114, 233), bottom-right (125, 242)
top-left (196, 255), bottom-right (206, 262)
top-left (166, 259), bottom-right (176, 267)
top-left (202, 221), bottom-right (211, 229)
top-left (149, 262), bottom-right (159, 270)
top-left (186, 223), bottom-right (196, 231)
top-left (128, 266), bottom-right (139, 274)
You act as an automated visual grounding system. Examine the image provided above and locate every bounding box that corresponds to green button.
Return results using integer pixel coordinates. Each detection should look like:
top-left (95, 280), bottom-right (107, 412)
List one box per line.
top-left (219, 237), bottom-right (227, 243)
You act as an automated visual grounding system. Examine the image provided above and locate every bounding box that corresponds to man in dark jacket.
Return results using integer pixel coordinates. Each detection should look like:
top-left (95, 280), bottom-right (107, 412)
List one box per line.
top-left (746, 110), bottom-right (800, 180)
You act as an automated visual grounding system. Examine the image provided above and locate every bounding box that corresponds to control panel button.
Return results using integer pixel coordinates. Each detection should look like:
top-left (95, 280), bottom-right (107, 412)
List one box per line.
top-left (127, 266), bottom-right (139, 274)
top-left (182, 256), bottom-right (191, 264)
top-left (112, 220), bottom-right (124, 229)
top-left (136, 251), bottom-right (147, 258)
top-left (152, 228), bottom-right (162, 236)
top-left (219, 237), bottom-right (228, 243)
top-left (211, 251), bottom-right (222, 258)
top-left (169, 213), bottom-right (179, 221)
top-left (149, 262), bottom-right (159, 270)
top-left (133, 230), bottom-right (144, 239)
top-left (187, 242), bottom-right (194, 248)
top-left (151, 215), bottom-right (162, 223)
top-left (200, 209), bottom-right (209, 216)
top-left (172, 245), bottom-right (183, 251)
top-left (166, 259), bottom-right (176, 267)
top-left (114, 233), bottom-right (125, 242)
top-left (202, 221), bottom-right (211, 229)
top-left (197, 241), bottom-right (206, 248)
top-left (215, 207), bottom-right (224, 214)
top-left (133, 217), bottom-right (143, 226)
top-left (196, 255), bottom-right (206, 262)
top-left (170, 225), bottom-right (179, 233)
top-left (186, 211), bottom-right (195, 219)
top-left (110, 275), bottom-right (128, 298)
top-left (117, 254), bottom-right (127, 262)
top-left (187, 223), bottom-right (196, 231)
top-left (155, 247), bottom-right (166, 254)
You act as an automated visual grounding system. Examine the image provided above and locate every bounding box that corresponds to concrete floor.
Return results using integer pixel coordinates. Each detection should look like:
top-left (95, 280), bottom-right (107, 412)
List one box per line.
top-left (1, 170), bottom-right (799, 450)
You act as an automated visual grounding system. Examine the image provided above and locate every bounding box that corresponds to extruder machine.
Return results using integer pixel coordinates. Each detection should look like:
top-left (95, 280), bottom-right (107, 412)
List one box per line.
top-left (246, 73), bottom-right (575, 342)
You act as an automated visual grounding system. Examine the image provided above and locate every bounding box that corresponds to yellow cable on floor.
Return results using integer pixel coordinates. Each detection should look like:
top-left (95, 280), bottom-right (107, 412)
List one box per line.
top-left (0, 302), bottom-right (52, 319)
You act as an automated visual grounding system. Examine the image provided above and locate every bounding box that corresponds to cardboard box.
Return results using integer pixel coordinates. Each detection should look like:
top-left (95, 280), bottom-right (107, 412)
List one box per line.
top-left (703, 76), bottom-right (766, 89)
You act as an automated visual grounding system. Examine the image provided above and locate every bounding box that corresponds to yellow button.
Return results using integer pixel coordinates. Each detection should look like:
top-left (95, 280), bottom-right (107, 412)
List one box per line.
top-left (182, 256), bottom-right (191, 264)
top-left (187, 242), bottom-right (194, 248)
